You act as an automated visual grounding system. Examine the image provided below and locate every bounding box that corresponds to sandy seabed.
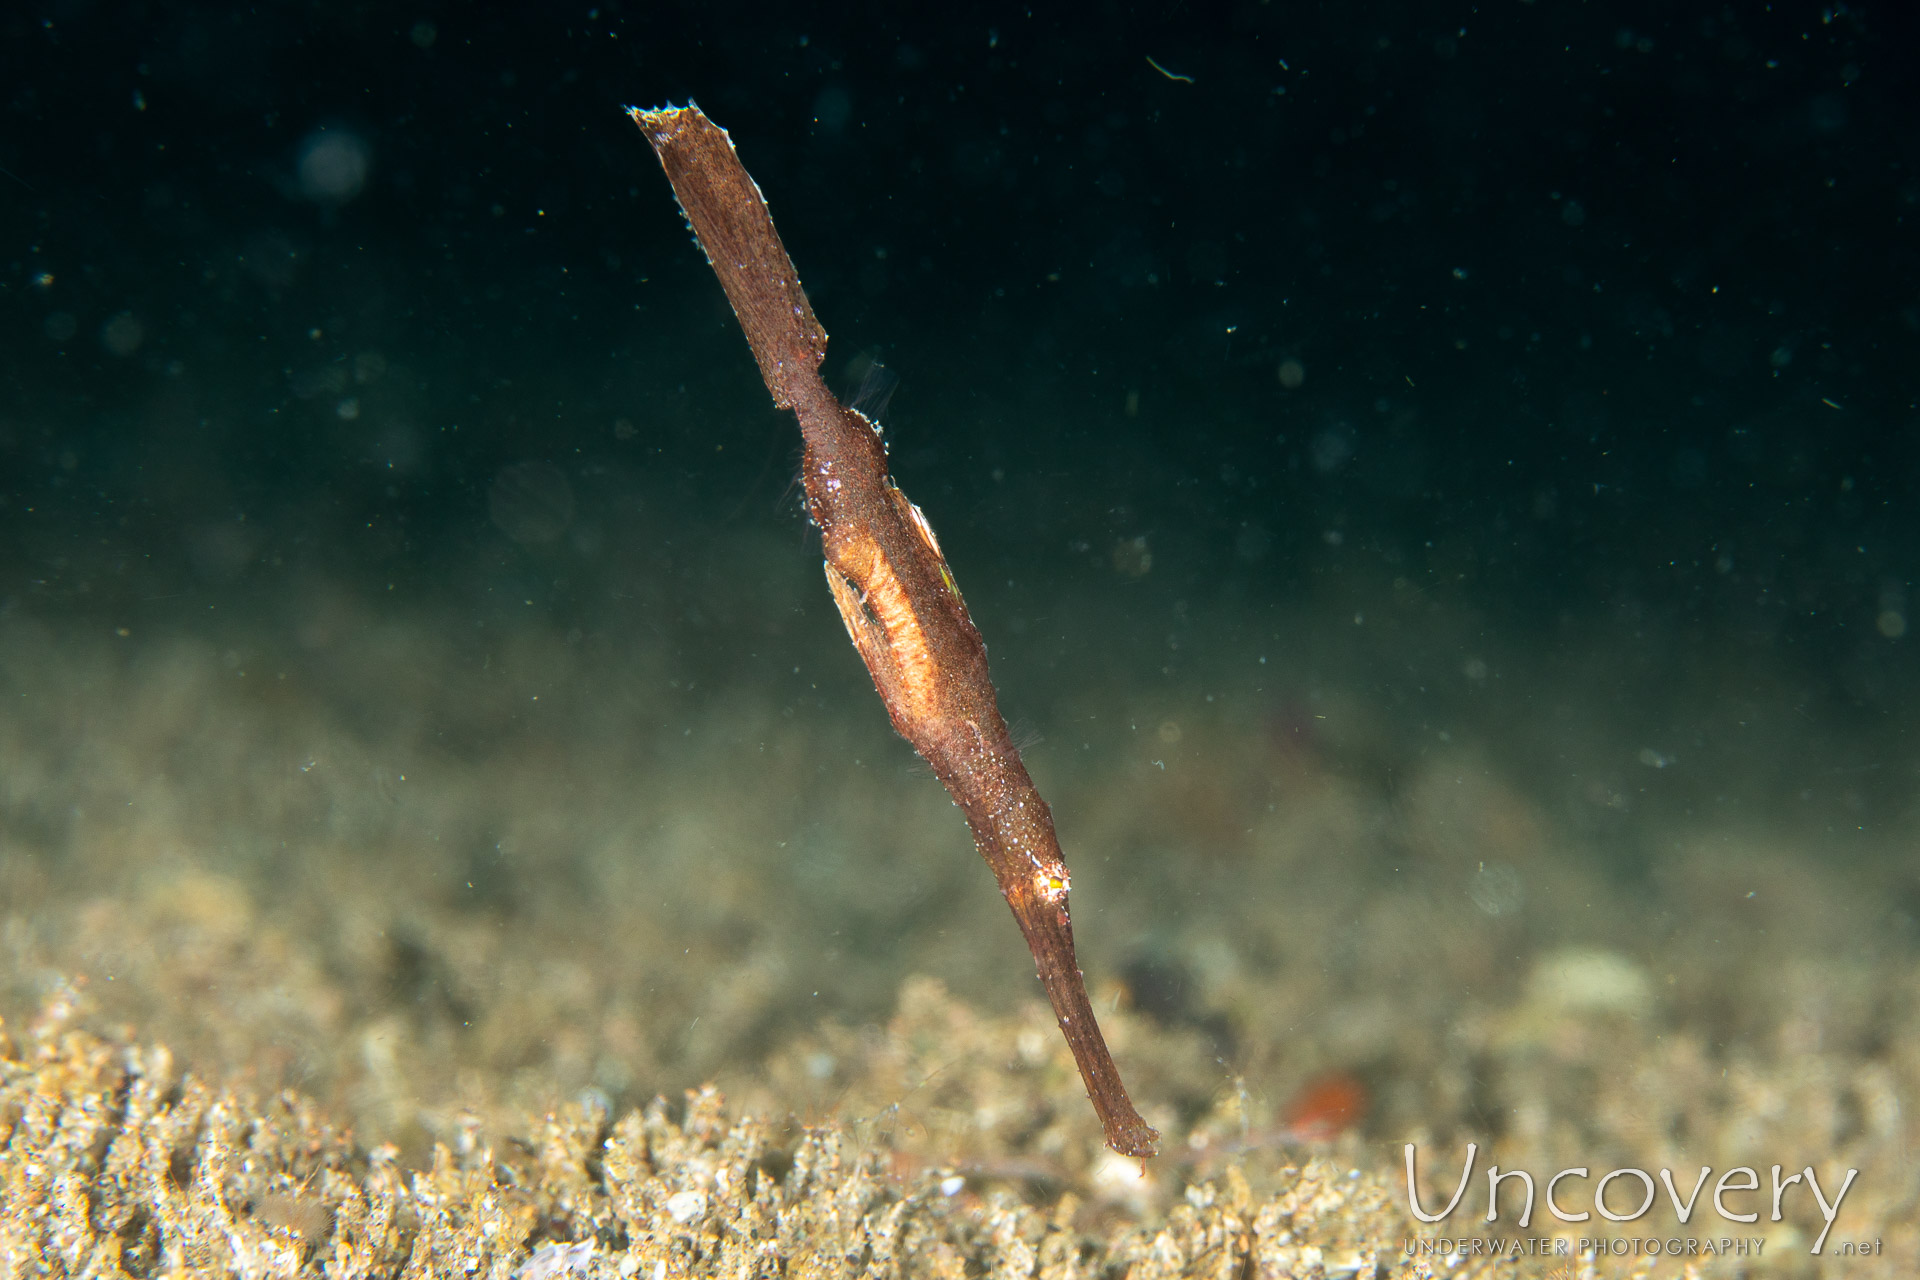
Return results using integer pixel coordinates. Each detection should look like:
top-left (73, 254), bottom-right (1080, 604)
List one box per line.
top-left (2, 520), bottom-right (1915, 1278)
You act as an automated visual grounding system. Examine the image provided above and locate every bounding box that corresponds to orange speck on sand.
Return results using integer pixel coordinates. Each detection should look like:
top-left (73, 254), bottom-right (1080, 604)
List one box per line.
top-left (1280, 1072), bottom-right (1368, 1142)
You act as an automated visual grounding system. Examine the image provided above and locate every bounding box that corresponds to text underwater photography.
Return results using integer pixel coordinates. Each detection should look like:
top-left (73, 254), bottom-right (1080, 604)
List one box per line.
top-left (1402, 1142), bottom-right (1878, 1260)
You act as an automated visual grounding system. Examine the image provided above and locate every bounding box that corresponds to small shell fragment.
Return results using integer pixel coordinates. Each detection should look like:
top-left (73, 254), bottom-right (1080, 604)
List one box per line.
top-left (664, 1189), bottom-right (707, 1224)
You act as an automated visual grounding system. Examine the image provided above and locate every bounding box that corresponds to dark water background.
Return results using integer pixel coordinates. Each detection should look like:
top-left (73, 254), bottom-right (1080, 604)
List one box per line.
top-left (9, 8), bottom-right (1916, 695)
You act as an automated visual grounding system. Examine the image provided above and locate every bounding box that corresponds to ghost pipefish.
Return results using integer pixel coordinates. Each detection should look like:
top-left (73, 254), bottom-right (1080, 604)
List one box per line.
top-left (630, 103), bottom-right (1159, 1159)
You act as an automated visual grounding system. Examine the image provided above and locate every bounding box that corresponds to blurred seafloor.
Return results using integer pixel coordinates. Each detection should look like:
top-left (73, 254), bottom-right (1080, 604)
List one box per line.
top-left (3, 428), bottom-right (1917, 1273)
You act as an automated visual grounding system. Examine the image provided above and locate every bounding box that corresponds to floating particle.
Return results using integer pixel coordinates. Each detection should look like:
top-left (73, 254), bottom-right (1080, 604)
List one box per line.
top-left (490, 461), bottom-right (576, 545)
top-left (1112, 534), bottom-right (1153, 578)
top-left (297, 128), bottom-right (371, 204)
top-left (1467, 862), bottom-right (1524, 916)
top-left (102, 312), bottom-right (144, 355)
